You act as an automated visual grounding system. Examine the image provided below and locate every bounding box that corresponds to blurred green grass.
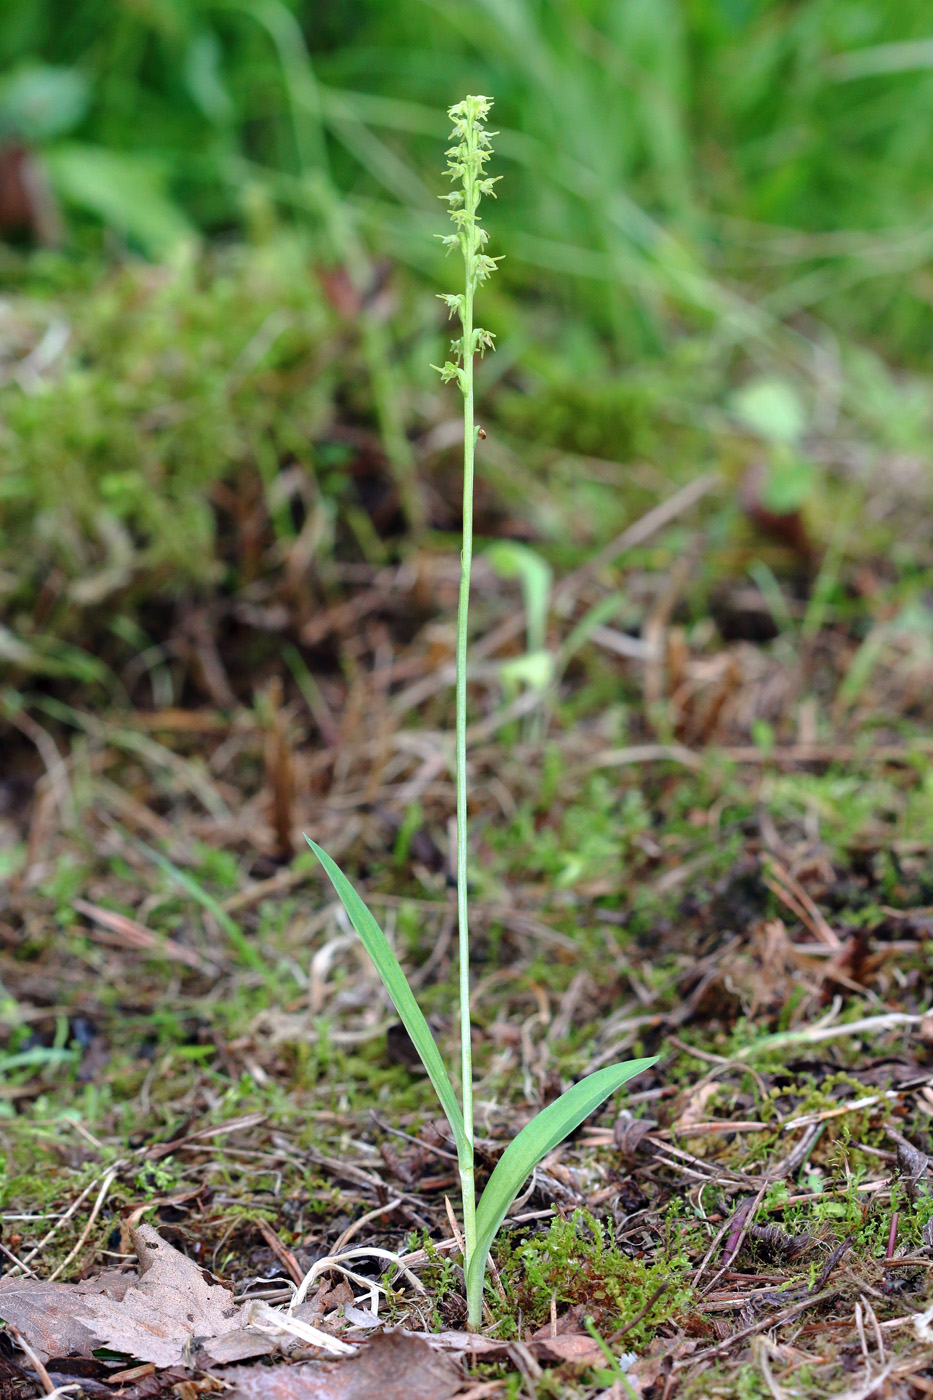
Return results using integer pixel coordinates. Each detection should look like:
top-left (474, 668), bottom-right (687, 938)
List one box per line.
top-left (2, 0), bottom-right (932, 689)
top-left (3, 0), bottom-right (933, 359)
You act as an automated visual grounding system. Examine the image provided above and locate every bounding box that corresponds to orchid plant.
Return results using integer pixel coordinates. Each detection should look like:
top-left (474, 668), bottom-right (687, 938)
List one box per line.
top-left (309, 95), bottom-right (656, 1331)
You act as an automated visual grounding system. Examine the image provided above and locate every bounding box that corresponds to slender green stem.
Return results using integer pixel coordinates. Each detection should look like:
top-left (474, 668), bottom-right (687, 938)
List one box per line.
top-left (454, 101), bottom-right (493, 1278)
top-left (456, 215), bottom-right (477, 1269)
top-left (435, 93), bottom-right (499, 1323)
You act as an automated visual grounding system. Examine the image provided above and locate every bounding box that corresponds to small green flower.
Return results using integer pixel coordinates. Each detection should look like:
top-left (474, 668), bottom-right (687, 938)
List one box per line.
top-left (438, 293), bottom-right (465, 319)
top-left (433, 360), bottom-right (467, 392)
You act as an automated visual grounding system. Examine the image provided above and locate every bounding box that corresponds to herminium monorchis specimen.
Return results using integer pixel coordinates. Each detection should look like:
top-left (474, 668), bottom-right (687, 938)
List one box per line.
top-left (309, 95), bottom-right (656, 1331)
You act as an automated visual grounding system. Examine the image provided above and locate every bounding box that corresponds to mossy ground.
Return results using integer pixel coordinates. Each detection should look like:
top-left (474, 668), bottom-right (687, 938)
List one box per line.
top-left (2, 241), bottom-right (933, 1397)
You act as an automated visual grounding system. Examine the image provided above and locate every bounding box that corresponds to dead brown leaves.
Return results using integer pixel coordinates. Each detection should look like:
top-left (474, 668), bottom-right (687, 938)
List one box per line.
top-left (226, 1332), bottom-right (461, 1400)
top-left (0, 1225), bottom-right (635, 1400)
top-left (0, 1225), bottom-right (350, 1369)
top-left (0, 1222), bottom-right (698, 1400)
top-left (0, 1270), bottom-right (133, 1363)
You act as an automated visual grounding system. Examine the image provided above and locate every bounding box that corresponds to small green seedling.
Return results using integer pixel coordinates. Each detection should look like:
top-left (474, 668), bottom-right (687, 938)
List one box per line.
top-left (486, 540), bottom-right (556, 705)
top-left (308, 95), bottom-right (656, 1331)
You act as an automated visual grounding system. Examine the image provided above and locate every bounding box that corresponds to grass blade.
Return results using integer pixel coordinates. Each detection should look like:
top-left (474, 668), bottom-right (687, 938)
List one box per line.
top-left (466, 1057), bottom-right (656, 1323)
top-left (307, 838), bottom-right (467, 1152)
top-left (130, 835), bottom-right (271, 983)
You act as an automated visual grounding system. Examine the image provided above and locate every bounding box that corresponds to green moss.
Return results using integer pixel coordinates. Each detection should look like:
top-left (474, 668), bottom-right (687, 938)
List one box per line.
top-left (498, 372), bottom-right (661, 463)
top-left (1, 238), bottom-right (337, 675)
top-left (491, 1208), bottom-right (692, 1349)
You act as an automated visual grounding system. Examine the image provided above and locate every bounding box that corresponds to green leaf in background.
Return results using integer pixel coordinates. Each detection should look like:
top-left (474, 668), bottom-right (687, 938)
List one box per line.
top-left (0, 637), bottom-right (112, 687)
top-left (761, 454), bottom-right (816, 514)
top-left (0, 1046), bottom-right (78, 1073)
top-left (730, 378), bottom-right (807, 445)
top-left (485, 542), bottom-right (553, 654)
top-left (129, 836), bottom-right (272, 984)
top-left (43, 144), bottom-right (195, 257)
top-left (499, 649), bottom-right (554, 695)
top-left (307, 839), bottom-right (467, 1153)
top-left (184, 31), bottom-right (235, 125)
top-left (465, 1057), bottom-right (657, 1321)
top-left (0, 65), bottom-right (90, 139)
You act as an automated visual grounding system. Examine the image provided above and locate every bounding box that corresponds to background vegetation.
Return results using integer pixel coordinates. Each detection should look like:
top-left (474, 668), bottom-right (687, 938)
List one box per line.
top-left (5, 0), bottom-right (933, 357)
top-left (2, 4), bottom-right (933, 1397)
top-left (3, 0), bottom-right (933, 670)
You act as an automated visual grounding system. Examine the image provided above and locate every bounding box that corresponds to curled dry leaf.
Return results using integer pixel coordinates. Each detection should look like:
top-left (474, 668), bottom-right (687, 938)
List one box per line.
top-left (0, 1226), bottom-right (351, 1368)
top-left (530, 1333), bottom-right (608, 1368)
top-left (0, 1272), bottom-right (132, 1363)
top-left (668, 1082), bottom-right (720, 1139)
top-left (529, 1304), bottom-right (587, 1339)
top-left (896, 1139), bottom-right (932, 1202)
top-left (226, 1330), bottom-right (461, 1400)
top-left (78, 1224), bottom-right (247, 1366)
top-left (613, 1111), bottom-right (657, 1159)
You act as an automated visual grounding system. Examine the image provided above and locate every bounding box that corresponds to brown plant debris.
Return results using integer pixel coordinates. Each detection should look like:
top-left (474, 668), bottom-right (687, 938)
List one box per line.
top-left (0, 1226), bottom-right (354, 1369)
top-left (226, 1331), bottom-right (462, 1400)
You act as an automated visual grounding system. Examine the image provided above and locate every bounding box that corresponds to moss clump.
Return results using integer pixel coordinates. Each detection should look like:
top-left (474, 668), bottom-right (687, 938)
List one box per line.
top-left (498, 373), bottom-right (659, 462)
top-left (1, 237), bottom-right (335, 663)
top-left (491, 1208), bottom-right (691, 1348)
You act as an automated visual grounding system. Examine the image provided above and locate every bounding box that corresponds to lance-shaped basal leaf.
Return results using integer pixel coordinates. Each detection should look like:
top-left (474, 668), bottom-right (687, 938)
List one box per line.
top-left (466, 1058), bottom-right (657, 1320)
top-left (307, 839), bottom-right (467, 1154)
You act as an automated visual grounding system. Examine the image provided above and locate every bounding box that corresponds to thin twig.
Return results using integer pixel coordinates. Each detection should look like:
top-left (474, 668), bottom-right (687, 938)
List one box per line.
top-left (332, 1198), bottom-right (405, 1254)
top-left (672, 1288), bottom-right (842, 1369)
top-left (735, 1012), bottom-right (925, 1060)
top-left (17, 1176), bottom-right (102, 1269)
top-left (553, 473), bottom-right (717, 605)
top-left (45, 1165), bottom-right (120, 1283)
top-left (4, 1322), bottom-right (58, 1396)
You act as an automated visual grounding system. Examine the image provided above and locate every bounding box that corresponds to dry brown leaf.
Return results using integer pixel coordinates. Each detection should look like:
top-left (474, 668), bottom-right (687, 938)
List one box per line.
top-left (78, 1225), bottom-right (247, 1366)
top-left (628, 1335), bottom-right (700, 1392)
top-left (47, 1362), bottom-right (196, 1400)
top-left (896, 1139), bottom-right (932, 1202)
top-left (613, 1112), bottom-right (657, 1159)
top-left (172, 1379), bottom-right (228, 1400)
top-left (670, 1081), bottom-right (719, 1133)
top-left (530, 1334), bottom-right (607, 1367)
top-left (199, 1327), bottom-right (281, 1365)
top-left (307, 1279), bottom-right (356, 1323)
top-left (226, 1330), bottom-right (462, 1400)
top-left (667, 1081), bottom-right (722, 1147)
top-left (529, 1305), bottom-right (586, 1340)
top-left (414, 1331), bottom-right (507, 1355)
top-left (2, 1227), bottom-right (360, 1371)
top-left (594, 1384), bottom-right (639, 1400)
top-left (420, 1326), bottom-right (614, 1370)
top-left (0, 1271), bottom-right (132, 1362)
